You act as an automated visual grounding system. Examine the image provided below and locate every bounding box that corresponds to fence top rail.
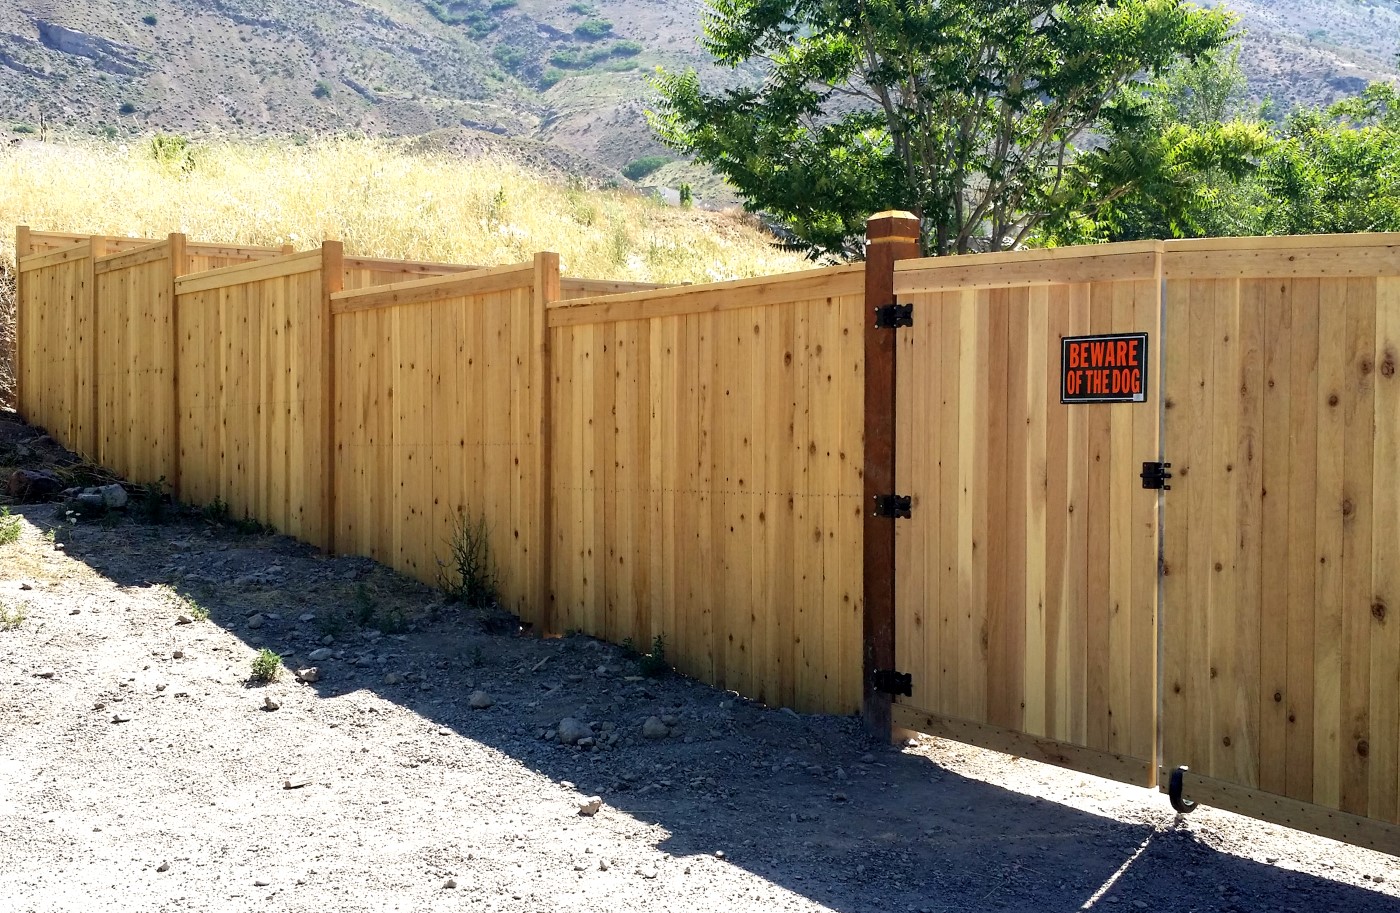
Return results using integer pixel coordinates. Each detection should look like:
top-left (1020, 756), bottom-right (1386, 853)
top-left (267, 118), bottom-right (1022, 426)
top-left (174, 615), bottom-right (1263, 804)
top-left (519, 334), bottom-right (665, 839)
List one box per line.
top-left (895, 241), bottom-right (1162, 293)
top-left (342, 255), bottom-right (484, 274)
top-left (548, 262), bottom-right (866, 328)
top-left (1164, 234), bottom-right (1400, 279)
top-left (175, 248), bottom-right (325, 297)
top-left (1164, 232), bottom-right (1400, 253)
top-left (557, 278), bottom-right (680, 298)
top-left (18, 240), bottom-right (93, 272)
top-left (185, 241), bottom-right (290, 259)
top-left (331, 260), bottom-right (536, 315)
top-left (95, 238), bottom-right (171, 274)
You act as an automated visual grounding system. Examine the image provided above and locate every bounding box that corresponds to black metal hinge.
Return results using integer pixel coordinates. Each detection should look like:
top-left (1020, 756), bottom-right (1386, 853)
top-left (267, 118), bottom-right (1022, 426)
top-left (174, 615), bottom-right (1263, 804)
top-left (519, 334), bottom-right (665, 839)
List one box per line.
top-left (874, 302), bottom-right (914, 329)
top-left (873, 669), bottom-right (913, 697)
top-left (1141, 462), bottom-right (1173, 491)
top-left (873, 494), bottom-right (912, 519)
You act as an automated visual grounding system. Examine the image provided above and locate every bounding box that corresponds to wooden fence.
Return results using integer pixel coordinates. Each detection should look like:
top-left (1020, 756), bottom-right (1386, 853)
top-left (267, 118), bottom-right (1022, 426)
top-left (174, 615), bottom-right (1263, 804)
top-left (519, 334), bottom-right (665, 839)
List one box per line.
top-left (14, 223), bottom-right (1400, 852)
top-left (549, 265), bottom-right (868, 714)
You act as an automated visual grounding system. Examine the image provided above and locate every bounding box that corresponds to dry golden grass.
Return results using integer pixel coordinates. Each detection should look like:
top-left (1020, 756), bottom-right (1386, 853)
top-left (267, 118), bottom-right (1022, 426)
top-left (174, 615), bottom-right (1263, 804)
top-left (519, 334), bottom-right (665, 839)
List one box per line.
top-left (0, 137), bottom-right (808, 282)
top-left (0, 136), bottom-right (811, 407)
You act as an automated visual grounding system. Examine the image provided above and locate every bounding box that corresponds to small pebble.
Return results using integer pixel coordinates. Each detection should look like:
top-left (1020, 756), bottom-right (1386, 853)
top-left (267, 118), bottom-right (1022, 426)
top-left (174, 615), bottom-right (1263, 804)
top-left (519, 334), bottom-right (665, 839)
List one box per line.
top-left (156, 861), bottom-right (170, 873)
top-left (442, 878), bottom-right (457, 889)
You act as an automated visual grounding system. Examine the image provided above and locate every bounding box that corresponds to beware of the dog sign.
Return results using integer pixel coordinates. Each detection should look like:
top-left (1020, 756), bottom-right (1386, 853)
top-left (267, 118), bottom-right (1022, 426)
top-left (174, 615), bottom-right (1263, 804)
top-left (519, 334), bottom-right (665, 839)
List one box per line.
top-left (1061, 333), bottom-right (1149, 404)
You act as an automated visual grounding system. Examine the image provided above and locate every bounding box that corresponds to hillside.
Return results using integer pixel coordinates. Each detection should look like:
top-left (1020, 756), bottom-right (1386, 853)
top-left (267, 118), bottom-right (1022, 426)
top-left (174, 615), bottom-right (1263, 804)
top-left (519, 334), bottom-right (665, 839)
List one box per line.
top-left (0, 0), bottom-right (1394, 198)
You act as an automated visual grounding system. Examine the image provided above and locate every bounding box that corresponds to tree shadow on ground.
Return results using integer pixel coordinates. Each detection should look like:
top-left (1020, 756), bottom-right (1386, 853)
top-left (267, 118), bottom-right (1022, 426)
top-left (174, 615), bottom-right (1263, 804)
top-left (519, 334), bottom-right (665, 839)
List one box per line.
top-left (16, 503), bottom-right (1399, 913)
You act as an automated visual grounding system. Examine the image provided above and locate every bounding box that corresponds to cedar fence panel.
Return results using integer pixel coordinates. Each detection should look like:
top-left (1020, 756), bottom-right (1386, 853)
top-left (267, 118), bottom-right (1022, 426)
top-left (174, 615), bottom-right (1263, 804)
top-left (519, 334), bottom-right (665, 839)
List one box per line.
top-left (331, 258), bottom-right (556, 623)
top-left (547, 264), bottom-right (868, 714)
top-left (175, 246), bottom-right (339, 549)
top-left (890, 242), bottom-right (1163, 786)
top-left (1161, 235), bottom-right (1400, 851)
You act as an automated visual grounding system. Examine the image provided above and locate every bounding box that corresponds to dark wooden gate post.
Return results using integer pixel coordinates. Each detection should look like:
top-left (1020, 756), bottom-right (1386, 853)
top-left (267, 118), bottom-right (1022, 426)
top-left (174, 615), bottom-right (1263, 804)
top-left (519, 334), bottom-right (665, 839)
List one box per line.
top-left (863, 210), bottom-right (922, 740)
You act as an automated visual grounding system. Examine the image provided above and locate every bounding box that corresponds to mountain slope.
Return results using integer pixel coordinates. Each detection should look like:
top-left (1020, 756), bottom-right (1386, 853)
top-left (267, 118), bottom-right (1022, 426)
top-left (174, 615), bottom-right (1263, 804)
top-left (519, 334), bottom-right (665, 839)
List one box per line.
top-left (0, 0), bottom-right (1393, 186)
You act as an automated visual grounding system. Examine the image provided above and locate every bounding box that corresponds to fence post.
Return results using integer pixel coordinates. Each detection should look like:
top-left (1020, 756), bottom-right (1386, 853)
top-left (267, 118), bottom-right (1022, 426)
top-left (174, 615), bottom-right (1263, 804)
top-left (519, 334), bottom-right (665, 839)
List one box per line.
top-left (533, 251), bottom-right (560, 634)
top-left (86, 236), bottom-right (110, 460)
top-left (14, 226), bottom-right (29, 416)
top-left (321, 240), bottom-right (344, 555)
top-left (167, 233), bottom-right (188, 498)
top-left (862, 211), bottom-right (922, 740)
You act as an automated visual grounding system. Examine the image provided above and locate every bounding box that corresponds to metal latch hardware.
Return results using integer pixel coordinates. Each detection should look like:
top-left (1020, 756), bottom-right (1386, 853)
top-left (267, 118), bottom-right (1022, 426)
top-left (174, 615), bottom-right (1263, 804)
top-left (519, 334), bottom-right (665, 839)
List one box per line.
top-left (873, 494), bottom-right (912, 519)
top-left (1141, 462), bottom-right (1173, 491)
top-left (874, 303), bottom-right (914, 329)
top-left (873, 669), bottom-right (913, 697)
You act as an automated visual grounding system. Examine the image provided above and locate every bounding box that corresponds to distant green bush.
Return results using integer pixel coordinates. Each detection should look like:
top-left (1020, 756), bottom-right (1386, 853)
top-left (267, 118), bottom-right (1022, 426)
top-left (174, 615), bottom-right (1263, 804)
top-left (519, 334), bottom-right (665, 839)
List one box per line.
top-left (11, 124), bottom-right (36, 135)
top-left (539, 67), bottom-right (566, 89)
top-left (493, 45), bottom-right (525, 72)
top-left (574, 18), bottom-right (613, 40)
top-left (313, 80), bottom-right (332, 99)
top-left (567, 1), bottom-right (596, 13)
top-left (490, 0), bottom-right (517, 9)
top-left (622, 155), bottom-right (672, 181)
top-left (550, 46), bottom-right (612, 69)
top-left (611, 40), bottom-right (643, 57)
top-left (118, 102), bottom-right (137, 116)
top-left (141, 14), bottom-right (157, 26)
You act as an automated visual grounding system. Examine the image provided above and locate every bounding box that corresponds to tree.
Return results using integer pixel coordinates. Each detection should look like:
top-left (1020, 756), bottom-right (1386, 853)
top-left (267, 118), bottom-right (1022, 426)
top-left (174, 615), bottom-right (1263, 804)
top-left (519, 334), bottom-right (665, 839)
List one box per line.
top-left (650, 0), bottom-right (1237, 257)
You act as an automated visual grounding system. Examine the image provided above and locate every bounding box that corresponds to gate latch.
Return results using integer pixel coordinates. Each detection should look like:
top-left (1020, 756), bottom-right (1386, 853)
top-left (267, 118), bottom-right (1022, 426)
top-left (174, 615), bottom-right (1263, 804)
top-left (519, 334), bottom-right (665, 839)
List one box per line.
top-left (874, 302), bottom-right (914, 329)
top-left (873, 669), bottom-right (913, 697)
top-left (873, 494), bottom-right (913, 519)
top-left (1141, 462), bottom-right (1173, 491)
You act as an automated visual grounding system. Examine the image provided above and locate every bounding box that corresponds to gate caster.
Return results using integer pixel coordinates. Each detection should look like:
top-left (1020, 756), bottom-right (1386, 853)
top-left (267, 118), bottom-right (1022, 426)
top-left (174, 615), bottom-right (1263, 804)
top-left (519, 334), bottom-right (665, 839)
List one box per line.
top-left (1168, 766), bottom-right (1197, 814)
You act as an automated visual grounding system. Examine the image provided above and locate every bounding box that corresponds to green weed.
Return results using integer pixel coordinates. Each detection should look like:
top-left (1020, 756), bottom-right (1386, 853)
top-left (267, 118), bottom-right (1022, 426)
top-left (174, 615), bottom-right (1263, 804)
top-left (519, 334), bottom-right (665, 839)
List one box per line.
top-left (250, 648), bottom-right (282, 683)
top-left (0, 507), bottom-right (20, 545)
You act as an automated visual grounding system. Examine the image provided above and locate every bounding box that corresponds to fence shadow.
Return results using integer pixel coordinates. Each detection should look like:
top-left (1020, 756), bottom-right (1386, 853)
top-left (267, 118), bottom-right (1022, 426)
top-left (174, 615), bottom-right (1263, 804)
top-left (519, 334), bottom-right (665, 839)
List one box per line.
top-left (16, 504), bottom-right (1398, 913)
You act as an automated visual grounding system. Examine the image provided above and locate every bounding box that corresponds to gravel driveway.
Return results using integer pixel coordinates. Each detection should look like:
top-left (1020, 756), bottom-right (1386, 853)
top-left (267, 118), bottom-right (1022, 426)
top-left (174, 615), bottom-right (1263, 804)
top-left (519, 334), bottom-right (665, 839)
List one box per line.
top-left (1, 415), bottom-right (1397, 912)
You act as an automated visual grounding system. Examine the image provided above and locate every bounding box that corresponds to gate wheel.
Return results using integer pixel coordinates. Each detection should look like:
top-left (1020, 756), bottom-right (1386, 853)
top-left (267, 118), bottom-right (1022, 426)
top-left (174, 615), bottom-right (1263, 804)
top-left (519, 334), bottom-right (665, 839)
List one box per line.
top-left (1168, 766), bottom-right (1197, 814)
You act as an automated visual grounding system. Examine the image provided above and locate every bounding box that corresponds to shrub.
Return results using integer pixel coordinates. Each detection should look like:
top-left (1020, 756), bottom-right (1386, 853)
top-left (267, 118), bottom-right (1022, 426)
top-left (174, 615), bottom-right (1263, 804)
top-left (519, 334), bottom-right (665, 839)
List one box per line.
top-left (679, 183), bottom-right (693, 207)
top-left (0, 599), bottom-right (25, 630)
top-left (567, 2), bottom-right (596, 13)
top-left (622, 155), bottom-right (672, 181)
top-left (142, 14), bottom-right (157, 25)
top-left (611, 40), bottom-right (643, 57)
top-left (574, 18), bottom-right (613, 40)
top-left (0, 507), bottom-right (19, 545)
top-left (11, 124), bottom-right (36, 134)
top-left (250, 648), bottom-right (281, 682)
top-left (312, 80), bottom-right (332, 99)
top-left (149, 134), bottom-right (195, 173)
top-left (538, 67), bottom-right (566, 89)
top-left (118, 102), bottom-right (137, 116)
top-left (437, 513), bottom-right (499, 608)
top-left (639, 634), bottom-right (669, 677)
top-left (493, 45), bottom-right (525, 72)
top-left (490, 0), bottom-right (517, 9)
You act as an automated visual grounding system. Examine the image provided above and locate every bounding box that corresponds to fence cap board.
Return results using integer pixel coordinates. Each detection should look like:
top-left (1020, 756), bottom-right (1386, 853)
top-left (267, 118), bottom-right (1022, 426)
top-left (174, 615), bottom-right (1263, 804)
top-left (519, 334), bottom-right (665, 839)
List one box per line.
top-left (548, 263), bottom-right (865, 327)
top-left (559, 278), bottom-right (680, 298)
top-left (185, 242), bottom-right (289, 260)
top-left (342, 255), bottom-right (484, 275)
top-left (18, 241), bottom-right (92, 272)
top-left (95, 239), bottom-right (171, 274)
top-left (1163, 237), bottom-right (1400, 279)
top-left (331, 261), bottom-right (536, 314)
top-left (176, 248), bottom-right (324, 296)
top-left (896, 246), bottom-right (1161, 293)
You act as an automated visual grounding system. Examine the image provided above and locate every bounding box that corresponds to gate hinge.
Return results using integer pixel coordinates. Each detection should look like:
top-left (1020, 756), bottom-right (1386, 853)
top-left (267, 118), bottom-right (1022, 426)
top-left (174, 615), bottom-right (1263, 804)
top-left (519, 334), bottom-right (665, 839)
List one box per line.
top-left (1141, 462), bottom-right (1173, 491)
top-left (874, 302), bottom-right (913, 329)
top-left (873, 669), bottom-right (913, 697)
top-left (873, 494), bottom-right (912, 519)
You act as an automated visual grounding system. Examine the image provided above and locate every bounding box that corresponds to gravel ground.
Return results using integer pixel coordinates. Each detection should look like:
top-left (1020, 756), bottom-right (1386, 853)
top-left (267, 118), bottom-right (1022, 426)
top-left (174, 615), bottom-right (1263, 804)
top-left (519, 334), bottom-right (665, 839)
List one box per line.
top-left (1, 411), bottom-right (1398, 913)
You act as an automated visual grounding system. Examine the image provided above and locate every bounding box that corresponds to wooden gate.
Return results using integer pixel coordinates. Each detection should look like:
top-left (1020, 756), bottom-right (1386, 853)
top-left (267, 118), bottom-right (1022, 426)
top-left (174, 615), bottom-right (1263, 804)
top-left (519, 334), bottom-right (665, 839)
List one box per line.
top-left (890, 243), bottom-right (1164, 786)
top-left (1160, 236), bottom-right (1400, 853)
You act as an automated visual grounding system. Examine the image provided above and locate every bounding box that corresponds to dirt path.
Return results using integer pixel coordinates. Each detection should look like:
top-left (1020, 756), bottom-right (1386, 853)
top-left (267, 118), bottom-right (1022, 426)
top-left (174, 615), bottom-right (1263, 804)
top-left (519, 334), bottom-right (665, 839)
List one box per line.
top-left (1, 416), bottom-right (1397, 912)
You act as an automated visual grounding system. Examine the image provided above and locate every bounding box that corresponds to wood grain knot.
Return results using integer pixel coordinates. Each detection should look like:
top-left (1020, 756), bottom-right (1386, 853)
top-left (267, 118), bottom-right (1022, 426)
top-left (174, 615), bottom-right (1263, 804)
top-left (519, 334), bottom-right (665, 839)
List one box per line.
top-left (1342, 498), bottom-right (1355, 519)
top-left (1358, 740), bottom-right (1370, 758)
top-left (1385, 351), bottom-right (1398, 378)
top-left (1328, 394), bottom-right (1340, 407)
top-left (1274, 691), bottom-right (1283, 703)
top-left (1372, 601), bottom-right (1388, 622)
top-left (1222, 736), bottom-right (1232, 747)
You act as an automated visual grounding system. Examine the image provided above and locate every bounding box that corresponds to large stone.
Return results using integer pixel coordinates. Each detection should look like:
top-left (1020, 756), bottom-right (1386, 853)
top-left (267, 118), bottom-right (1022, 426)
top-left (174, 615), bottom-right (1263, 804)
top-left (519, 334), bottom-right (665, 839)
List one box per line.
top-left (557, 717), bottom-right (591, 745)
top-left (308, 648), bottom-right (333, 661)
top-left (8, 469), bottom-right (63, 502)
top-left (468, 690), bottom-right (493, 710)
top-left (97, 483), bottom-right (128, 509)
top-left (642, 716), bottom-right (670, 740)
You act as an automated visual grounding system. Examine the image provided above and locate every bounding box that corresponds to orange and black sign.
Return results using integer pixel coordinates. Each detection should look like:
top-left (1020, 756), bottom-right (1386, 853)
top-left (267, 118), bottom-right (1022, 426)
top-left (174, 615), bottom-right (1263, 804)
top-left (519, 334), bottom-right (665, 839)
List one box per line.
top-left (1061, 333), bottom-right (1149, 404)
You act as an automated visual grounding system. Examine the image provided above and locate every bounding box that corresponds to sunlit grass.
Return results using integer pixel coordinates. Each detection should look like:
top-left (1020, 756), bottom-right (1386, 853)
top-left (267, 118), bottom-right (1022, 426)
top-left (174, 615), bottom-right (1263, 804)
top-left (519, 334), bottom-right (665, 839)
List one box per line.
top-left (0, 136), bottom-right (808, 283)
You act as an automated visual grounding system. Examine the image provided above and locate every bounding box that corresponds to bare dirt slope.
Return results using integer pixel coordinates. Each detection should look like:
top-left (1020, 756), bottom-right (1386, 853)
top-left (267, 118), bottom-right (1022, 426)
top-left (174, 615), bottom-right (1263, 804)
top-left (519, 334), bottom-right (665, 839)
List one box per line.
top-left (1, 409), bottom-right (1397, 912)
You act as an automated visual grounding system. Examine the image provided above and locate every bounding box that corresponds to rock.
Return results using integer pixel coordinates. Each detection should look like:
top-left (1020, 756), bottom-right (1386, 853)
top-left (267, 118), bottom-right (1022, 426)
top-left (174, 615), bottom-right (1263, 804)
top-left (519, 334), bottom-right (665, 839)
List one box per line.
top-left (156, 861), bottom-right (170, 873)
top-left (247, 614), bottom-right (265, 629)
top-left (8, 468), bottom-right (63, 502)
top-left (263, 696), bottom-right (280, 711)
top-left (557, 717), bottom-right (592, 745)
top-left (442, 878), bottom-right (457, 889)
top-left (859, 753), bottom-right (876, 764)
top-left (283, 777), bottom-right (311, 789)
top-left (661, 713), bottom-right (680, 726)
top-left (19, 582), bottom-right (32, 591)
top-left (155, 683), bottom-right (167, 692)
top-left (321, 635), bottom-right (334, 645)
top-left (97, 483), bottom-right (128, 509)
top-left (111, 714), bottom-right (131, 724)
top-left (308, 648), bottom-right (333, 661)
top-left (298, 613), bottom-right (315, 622)
top-left (175, 614), bottom-right (193, 625)
top-left (637, 866), bottom-right (658, 879)
top-left (172, 650), bottom-right (184, 659)
top-left (254, 877), bottom-right (271, 887)
top-left (577, 737), bottom-right (596, 749)
top-left (384, 673), bottom-right (404, 685)
top-left (76, 492), bottom-right (106, 512)
top-left (578, 796), bottom-right (603, 816)
top-left (469, 690), bottom-right (493, 710)
top-left (34, 669), bottom-right (55, 679)
top-left (294, 667), bottom-right (320, 683)
top-left (642, 716), bottom-right (670, 739)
